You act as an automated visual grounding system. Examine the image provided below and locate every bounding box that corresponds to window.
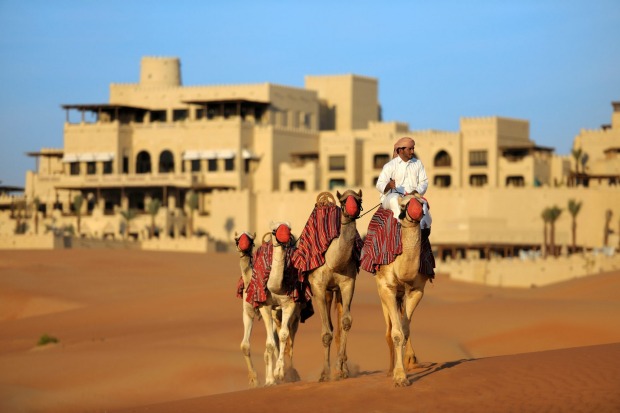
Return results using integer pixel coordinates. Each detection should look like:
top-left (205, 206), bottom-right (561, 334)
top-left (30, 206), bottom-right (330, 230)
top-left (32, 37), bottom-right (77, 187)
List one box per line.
top-left (289, 181), bottom-right (306, 191)
top-left (123, 156), bottom-right (129, 174)
top-left (434, 150), bottom-right (452, 167)
top-left (103, 161), bottom-right (113, 174)
top-left (70, 163), bottom-right (80, 175)
top-left (470, 174), bottom-right (488, 187)
top-left (87, 162), bottom-right (96, 175)
top-left (434, 175), bottom-right (452, 187)
top-left (469, 150), bottom-right (488, 167)
top-left (136, 151), bottom-right (152, 174)
top-left (329, 155), bottom-right (346, 171)
top-left (506, 176), bottom-right (525, 187)
top-left (224, 158), bottom-right (235, 171)
top-left (159, 150), bottom-right (175, 173)
top-left (373, 153), bottom-right (390, 169)
top-left (191, 159), bottom-right (201, 172)
top-left (372, 176), bottom-right (379, 186)
top-left (329, 178), bottom-right (346, 189)
top-left (173, 109), bottom-right (188, 122)
top-left (208, 159), bottom-right (218, 172)
top-left (195, 108), bottom-right (205, 120)
top-left (150, 110), bottom-right (166, 122)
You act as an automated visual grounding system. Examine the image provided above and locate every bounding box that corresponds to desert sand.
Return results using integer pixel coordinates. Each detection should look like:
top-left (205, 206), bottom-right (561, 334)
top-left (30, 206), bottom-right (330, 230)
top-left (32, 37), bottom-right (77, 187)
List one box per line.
top-left (0, 249), bottom-right (619, 413)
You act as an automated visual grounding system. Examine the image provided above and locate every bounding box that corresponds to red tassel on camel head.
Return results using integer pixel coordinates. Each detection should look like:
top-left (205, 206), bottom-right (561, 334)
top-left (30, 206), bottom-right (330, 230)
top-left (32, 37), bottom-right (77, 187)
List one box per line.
top-left (407, 199), bottom-right (423, 221)
top-left (344, 196), bottom-right (360, 218)
top-left (275, 224), bottom-right (291, 244)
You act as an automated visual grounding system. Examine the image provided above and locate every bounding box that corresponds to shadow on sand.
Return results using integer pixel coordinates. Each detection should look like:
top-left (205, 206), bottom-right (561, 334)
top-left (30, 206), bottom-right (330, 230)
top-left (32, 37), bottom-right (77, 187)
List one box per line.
top-left (407, 359), bottom-right (474, 383)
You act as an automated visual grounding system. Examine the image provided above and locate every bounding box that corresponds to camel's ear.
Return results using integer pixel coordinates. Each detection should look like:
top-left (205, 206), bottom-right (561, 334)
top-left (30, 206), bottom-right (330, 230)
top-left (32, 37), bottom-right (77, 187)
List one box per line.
top-left (336, 190), bottom-right (342, 199)
top-left (358, 189), bottom-right (362, 198)
top-left (234, 231), bottom-right (238, 238)
top-left (251, 232), bottom-right (256, 239)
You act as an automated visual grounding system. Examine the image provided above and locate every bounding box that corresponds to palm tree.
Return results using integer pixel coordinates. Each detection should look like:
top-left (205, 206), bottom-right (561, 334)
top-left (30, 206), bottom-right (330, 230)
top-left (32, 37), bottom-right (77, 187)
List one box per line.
top-left (548, 206), bottom-right (562, 257)
top-left (73, 194), bottom-right (84, 235)
top-left (146, 198), bottom-right (161, 238)
top-left (567, 199), bottom-right (582, 254)
top-left (604, 209), bottom-right (613, 247)
top-left (186, 190), bottom-right (199, 237)
top-left (120, 208), bottom-right (138, 240)
top-left (32, 197), bottom-right (41, 235)
top-left (541, 208), bottom-right (552, 258)
top-left (571, 147), bottom-right (583, 174)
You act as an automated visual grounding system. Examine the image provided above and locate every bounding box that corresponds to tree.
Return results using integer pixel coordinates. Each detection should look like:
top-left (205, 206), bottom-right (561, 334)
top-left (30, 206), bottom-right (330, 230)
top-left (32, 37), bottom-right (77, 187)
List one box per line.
top-left (548, 206), bottom-right (563, 257)
top-left (120, 209), bottom-right (138, 240)
top-left (541, 208), bottom-right (552, 258)
top-left (567, 199), bottom-right (583, 254)
top-left (73, 194), bottom-right (84, 235)
top-left (604, 209), bottom-right (613, 247)
top-left (186, 190), bottom-right (199, 237)
top-left (32, 197), bottom-right (41, 235)
top-left (571, 148), bottom-right (583, 174)
top-left (146, 198), bottom-right (161, 238)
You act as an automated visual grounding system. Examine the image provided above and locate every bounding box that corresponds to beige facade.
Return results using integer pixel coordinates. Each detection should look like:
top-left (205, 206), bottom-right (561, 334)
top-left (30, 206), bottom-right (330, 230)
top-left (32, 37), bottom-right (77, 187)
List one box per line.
top-left (3, 57), bottom-right (619, 262)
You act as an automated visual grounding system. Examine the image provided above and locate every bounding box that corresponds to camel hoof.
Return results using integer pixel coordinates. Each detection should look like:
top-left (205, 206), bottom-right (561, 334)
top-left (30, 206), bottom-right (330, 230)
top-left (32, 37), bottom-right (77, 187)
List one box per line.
top-left (319, 372), bottom-right (330, 382)
top-left (263, 380), bottom-right (277, 387)
top-left (248, 372), bottom-right (259, 388)
top-left (394, 377), bottom-right (411, 387)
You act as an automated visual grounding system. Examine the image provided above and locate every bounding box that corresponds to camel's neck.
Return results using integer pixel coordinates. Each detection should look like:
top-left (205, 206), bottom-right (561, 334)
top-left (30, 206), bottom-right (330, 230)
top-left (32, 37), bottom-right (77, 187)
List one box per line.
top-left (267, 243), bottom-right (286, 294)
top-left (239, 253), bottom-right (253, 287)
top-left (325, 215), bottom-right (357, 271)
top-left (396, 222), bottom-right (421, 277)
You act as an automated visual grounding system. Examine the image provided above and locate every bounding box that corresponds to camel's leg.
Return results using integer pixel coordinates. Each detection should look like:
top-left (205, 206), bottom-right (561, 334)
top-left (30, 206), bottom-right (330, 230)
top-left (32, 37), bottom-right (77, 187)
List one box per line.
top-left (310, 270), bottom-right (333, 382)
top-left (283, 307), bottom-right (301, 382)
top-left (376, 278), bottom-right (410, 387)
top-left (402, 282), bottom-right (426, 370)
top-left (376, 286), bottom-right (396, 375)
top-left (335, 275), bottom-right (355, 379)
top-left (273, 302), bottom-right (296, 381)
top-left (240, 303), bottom-right (258, 387)
top-left (258, 306), bottom-right (277, 386)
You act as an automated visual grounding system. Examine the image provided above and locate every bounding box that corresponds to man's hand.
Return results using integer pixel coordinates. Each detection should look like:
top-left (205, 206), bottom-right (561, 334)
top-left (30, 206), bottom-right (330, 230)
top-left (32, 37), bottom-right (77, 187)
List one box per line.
top-left (384, 179), bottom-right (396, 193)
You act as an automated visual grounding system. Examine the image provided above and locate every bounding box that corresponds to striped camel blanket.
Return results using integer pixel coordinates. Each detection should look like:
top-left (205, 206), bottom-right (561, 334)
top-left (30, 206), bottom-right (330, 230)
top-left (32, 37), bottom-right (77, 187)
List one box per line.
top-left (235, 277), bottom-right (245, 299)
top-left (360, 207), bottom-right (435, 278)
top-left (245, 241), bottom-right (314, 321)
top-left (292, 204), bottom-right (363, 274)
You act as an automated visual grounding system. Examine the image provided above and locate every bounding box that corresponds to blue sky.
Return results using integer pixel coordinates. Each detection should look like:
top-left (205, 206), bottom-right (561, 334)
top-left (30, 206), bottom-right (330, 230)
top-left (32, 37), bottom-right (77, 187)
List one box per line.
top-left (1, 1), bottom-right (619, 187)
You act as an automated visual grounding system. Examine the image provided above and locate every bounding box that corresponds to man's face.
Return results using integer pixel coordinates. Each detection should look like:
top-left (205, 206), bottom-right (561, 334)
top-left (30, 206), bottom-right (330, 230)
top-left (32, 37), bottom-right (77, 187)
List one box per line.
top-left (398, 144), bottom-right (415, 161)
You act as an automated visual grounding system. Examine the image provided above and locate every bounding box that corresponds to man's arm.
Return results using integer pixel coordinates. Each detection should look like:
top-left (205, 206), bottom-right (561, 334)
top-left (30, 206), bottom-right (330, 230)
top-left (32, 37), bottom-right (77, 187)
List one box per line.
top-left (415, 162), bottom-right (429, 195)
top-left (375, 161), bottom-right (395, 194)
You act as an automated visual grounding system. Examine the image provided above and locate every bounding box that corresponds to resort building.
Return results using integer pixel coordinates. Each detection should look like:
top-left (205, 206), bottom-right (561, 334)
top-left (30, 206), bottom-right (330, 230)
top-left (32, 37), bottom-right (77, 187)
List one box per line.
top-left (6, 57), bottom-right (620, 257)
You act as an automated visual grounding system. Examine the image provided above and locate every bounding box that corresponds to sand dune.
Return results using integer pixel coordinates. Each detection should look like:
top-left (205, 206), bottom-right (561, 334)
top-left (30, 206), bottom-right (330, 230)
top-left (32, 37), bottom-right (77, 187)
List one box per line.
top-left (1, 250), bottom-right (619, 413)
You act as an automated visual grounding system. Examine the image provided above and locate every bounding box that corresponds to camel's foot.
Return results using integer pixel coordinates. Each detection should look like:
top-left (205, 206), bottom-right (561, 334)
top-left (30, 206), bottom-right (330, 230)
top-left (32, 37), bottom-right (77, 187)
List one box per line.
top-left (319, 370), bottom-right (330, 382)
top-left (404, 354), bottom-right (419, 370)
top-left (263, 378), bottom-right (277, 387)
top-left (248, 371), bottom-right (259, 388)
top-left (393, 368), bottom-right (411, 387)
top-left (335, 360), bottom-right (349, 380)
top-left (284, 367), bottom-right (301, 382)
top-left (274, 361), bottom-right (285, 381)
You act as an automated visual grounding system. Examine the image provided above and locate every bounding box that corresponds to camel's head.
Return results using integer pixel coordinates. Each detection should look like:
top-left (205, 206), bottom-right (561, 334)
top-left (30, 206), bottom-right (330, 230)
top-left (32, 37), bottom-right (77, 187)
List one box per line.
top-left (398, 193), bottom-right (424, 223)
top-left (336, 189), bottom-right (363, 220)
top-left (270, 221), bottom-right (294, 247)
top-left (234, 231), bottom-right (255, 254)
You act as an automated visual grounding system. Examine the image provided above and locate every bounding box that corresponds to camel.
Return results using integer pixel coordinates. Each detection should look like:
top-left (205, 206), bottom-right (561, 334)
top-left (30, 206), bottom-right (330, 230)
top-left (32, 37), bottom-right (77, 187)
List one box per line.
top-left (234, 231), bottom-right (278, 387)
top-left (373, 193), bottom-right (430, 387)
top-left (265, 222), bottom-right (304, 382)
top-left (301, 189), bottom-right (363, 381)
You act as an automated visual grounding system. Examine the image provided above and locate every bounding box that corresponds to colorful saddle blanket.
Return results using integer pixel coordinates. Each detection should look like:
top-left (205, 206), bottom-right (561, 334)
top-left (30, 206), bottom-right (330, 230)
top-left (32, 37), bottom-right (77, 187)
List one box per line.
top-left (292, 204), bottom-right (363, 273)
top-left (360, 207), bottom-right (435, 278)
top-left (245, 241), bottom-right (314, 321)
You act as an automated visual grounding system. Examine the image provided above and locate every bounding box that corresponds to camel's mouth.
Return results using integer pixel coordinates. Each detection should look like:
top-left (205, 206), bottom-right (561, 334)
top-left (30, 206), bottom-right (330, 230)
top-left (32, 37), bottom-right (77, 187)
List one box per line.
top-left (406, 198), bottom-right (423, 221)
top-left (343, 195), bottom-right (361, 218)
top-left (236, 233), bottom-right (253, 252)
top-left (274, 224), bottom-right (291, 244)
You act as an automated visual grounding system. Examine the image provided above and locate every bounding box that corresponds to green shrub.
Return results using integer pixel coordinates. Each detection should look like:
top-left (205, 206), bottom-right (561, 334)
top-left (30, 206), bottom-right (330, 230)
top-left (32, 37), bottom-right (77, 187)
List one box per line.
top-left (37, 334), bottom-right (59, 346)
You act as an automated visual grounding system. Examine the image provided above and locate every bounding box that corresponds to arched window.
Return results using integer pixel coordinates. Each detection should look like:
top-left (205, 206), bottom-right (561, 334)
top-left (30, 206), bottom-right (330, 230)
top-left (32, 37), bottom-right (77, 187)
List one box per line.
top-left (470, 174), bottom-right (488, 187)
top-left (434, 150), bottom-right (452, 167)
top-left (159, 150), bottom-right (175, 173)
top-left (136, 151), bottom-right (151, 174)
